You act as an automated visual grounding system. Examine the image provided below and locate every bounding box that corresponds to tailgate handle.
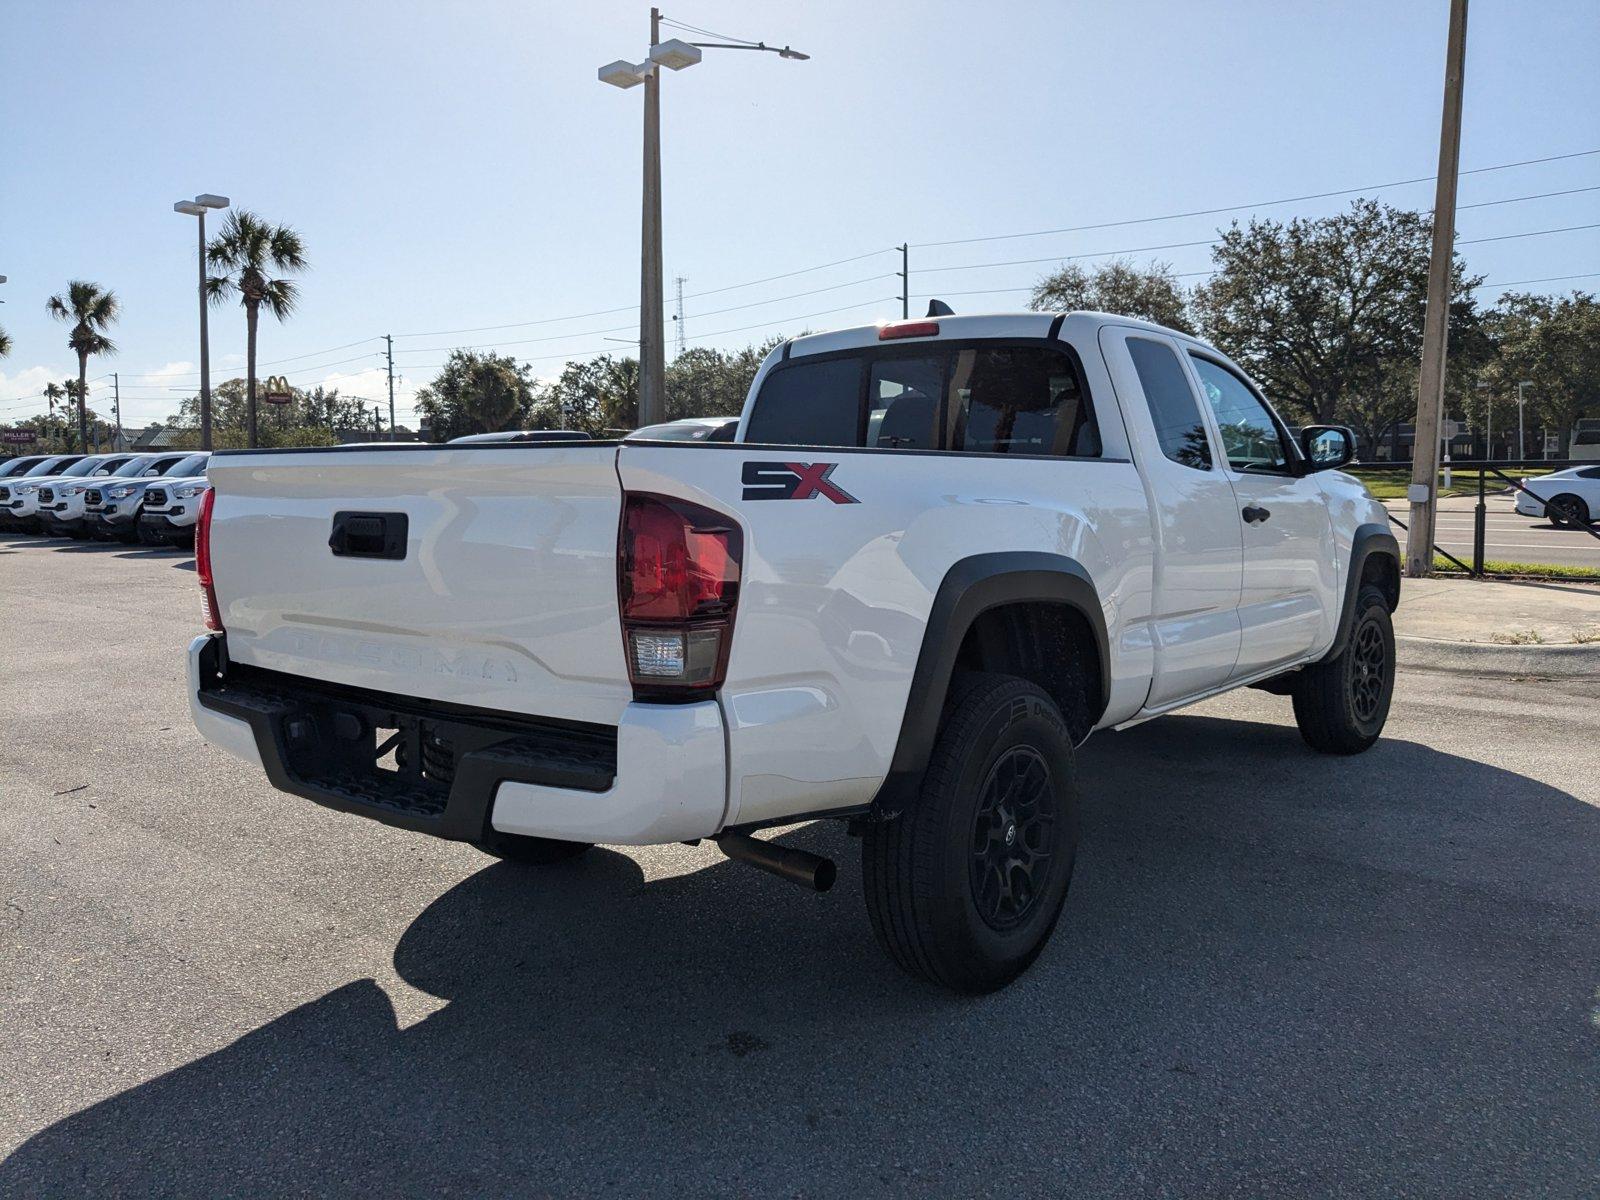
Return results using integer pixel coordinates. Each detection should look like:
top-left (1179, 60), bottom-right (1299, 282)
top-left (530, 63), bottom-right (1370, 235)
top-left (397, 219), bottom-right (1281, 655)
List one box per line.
top-left (329, 511), bottom-right (408, 560)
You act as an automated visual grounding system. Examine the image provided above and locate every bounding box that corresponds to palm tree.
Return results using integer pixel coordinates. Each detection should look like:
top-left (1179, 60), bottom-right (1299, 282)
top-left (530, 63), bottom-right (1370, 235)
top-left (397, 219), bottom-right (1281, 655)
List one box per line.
top-left (43, 382), bottom-right (64, 446)
top-left (47, 280), bottom-right (119, 451)
top-left (0, 326), bottom-right (11, 358)
top-left (206, 211), bottom-right (307, 448)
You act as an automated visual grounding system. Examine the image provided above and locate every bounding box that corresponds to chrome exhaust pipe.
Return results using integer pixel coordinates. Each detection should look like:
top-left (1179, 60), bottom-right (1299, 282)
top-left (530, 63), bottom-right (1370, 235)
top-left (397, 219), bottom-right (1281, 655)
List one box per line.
top-left (715, 831), bottom-right (836, 893)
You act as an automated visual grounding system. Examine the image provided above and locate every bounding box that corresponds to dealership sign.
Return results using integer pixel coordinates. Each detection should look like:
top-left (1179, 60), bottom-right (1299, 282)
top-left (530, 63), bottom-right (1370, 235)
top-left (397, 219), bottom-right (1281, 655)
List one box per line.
top-left (262, 375), bottom-right (293, 405)
top-left (3, 429), bottom-right (38, 444)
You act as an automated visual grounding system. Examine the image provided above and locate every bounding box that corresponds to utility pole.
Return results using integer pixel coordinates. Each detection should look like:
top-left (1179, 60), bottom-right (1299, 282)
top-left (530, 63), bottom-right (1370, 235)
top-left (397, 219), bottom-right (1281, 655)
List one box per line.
top-left (673, 275), bottom-right (687, 357)
top-left (385, 334), bottom-right (396, 441)
top-left (372, 405), bottom-right (382, 438)
top-left (1405, 0), bottom-right (1469, 578)
top-left (638, 5), bottom-right (667, 428)
top-left (112, 373), bottom-right (122, 449)
top-left (898, 243), bottom-right (909, 318)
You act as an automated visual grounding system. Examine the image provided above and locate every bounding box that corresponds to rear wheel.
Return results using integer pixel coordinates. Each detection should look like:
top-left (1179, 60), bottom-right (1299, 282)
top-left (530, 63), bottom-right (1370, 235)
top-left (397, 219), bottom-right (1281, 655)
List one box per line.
top-left (476, 831), bottom-right (592, 865)
top-left (862, 673), bottom-right (1079, 994)
top-left (1291, 585), bottom-right (1395, 755)
top-left (1547, 493), bottom-right (1590, 528)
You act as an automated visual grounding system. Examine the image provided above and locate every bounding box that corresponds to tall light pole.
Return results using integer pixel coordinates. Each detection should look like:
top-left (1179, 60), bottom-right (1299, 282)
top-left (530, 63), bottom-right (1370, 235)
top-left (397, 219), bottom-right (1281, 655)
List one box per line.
top-left (599, 10), bottom-right (808, 428)
top-left (1516, 379), bottom-right (1533, 459)
top-left (174, 194), bottom-right (230, 451)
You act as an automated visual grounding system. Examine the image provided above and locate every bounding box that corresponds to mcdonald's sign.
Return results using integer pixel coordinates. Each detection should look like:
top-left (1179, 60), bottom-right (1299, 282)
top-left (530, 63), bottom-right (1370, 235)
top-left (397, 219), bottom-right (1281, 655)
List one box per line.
top-left (262, 376), bottom-right (293, 405)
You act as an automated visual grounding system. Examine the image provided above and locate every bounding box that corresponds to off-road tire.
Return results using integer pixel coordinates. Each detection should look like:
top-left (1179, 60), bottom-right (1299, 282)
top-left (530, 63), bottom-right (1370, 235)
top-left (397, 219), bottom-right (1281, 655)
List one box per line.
top-left (1547, 493), bottom-right (1590, 528)
top-left (1292, 584), bottom-right (1395, 755)
top-left (863, 672), bottom-right (1079, 994)
top-left (476, 832), bottom-right (592, 865)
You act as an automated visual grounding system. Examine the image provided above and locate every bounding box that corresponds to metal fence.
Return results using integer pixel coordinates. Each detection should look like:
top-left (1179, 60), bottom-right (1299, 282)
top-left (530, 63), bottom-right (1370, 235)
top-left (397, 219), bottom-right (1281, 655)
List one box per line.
top-left (1353, 458), bottom-right (1600, 576)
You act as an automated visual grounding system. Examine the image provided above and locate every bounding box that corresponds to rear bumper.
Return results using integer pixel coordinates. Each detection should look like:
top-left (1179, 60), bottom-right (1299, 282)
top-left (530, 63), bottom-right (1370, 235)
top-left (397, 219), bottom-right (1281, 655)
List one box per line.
top-left (187, 634), bottom-right (727, 846)
top-left (1513, 491), bottom-right (1546, 517)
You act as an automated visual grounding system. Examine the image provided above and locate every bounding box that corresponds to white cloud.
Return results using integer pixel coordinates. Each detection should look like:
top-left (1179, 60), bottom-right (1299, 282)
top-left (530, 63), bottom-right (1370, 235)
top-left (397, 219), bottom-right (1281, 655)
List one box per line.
top-left (0, 366), bottom-right (70, 422)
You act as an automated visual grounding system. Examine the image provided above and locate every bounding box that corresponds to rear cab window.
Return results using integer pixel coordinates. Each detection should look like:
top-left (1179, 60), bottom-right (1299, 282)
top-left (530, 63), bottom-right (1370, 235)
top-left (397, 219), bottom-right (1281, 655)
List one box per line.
top-left (744, 341), bottom-right (1100, 457)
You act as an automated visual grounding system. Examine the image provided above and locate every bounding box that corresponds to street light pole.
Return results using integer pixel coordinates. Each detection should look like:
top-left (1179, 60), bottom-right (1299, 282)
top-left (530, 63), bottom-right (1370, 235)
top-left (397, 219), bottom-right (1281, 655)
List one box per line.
top-left (640, 6), bottom-right (666, 429)
top-left (1516, 380), bottom-right (1532, 459)
top-left (600, 11), bottom-right (808, 428)
top-left (174, 194), bottom-right (230, 450)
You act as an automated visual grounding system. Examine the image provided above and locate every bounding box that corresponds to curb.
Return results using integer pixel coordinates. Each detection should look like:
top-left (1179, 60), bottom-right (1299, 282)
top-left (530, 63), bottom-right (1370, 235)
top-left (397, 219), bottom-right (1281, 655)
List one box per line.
top-left (1397, 634), bottom-right (1600, 680)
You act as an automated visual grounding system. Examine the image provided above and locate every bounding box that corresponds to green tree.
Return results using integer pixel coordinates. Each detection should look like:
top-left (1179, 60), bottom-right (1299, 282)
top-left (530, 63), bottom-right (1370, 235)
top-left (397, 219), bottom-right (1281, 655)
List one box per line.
top-left (46, 280), bottom-right (119, 451)
top-left (664, 339), bottom-right (781, 420)
top-left (1484, 291), bottom-right (1600, 456)
top-left (414, 350), bottom-right (538, 441)
top-left (530, 354), bottom-right (639, 435)
top-left (43, 382), bottom-right (66, 435)
top-left (1192, 200), bottom-right (1484, 440)
top-left (206, 210), bottom-right (308, 449)
top-left (1030, 258), bottom-right (1194, 333)
top-left (163, 378), bottom-right (356, 448)
top-left (531, 340), bottom-right (781, 436)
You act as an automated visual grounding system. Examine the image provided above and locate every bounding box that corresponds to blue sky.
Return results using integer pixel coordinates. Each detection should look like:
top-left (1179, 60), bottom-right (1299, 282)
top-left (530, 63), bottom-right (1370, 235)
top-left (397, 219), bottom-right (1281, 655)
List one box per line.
top-left (2, 0), bottom-right (1596, 430)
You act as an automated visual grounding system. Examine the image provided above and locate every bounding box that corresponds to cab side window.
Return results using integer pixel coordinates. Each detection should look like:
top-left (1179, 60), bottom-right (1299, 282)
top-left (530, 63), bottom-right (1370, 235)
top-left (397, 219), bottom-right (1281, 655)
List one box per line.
top-left (1189, 355), bottom-right (1292, 474)
top-left (1128, 337), bottom-right (1211, 470)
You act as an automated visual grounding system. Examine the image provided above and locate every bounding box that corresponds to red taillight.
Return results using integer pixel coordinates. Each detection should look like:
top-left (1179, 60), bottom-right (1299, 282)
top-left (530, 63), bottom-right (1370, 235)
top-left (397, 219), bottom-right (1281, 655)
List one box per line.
top-left (879, 320), bottom-right (939, 340)
top-left (619, 493), bottom-right (741, 696)
top-left (195, 486), bottom-right (222, 631)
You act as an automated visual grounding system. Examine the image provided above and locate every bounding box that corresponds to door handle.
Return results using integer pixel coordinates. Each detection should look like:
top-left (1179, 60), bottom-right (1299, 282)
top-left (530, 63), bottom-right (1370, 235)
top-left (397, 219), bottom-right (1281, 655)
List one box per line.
top-left (1242, 505), bottom-right (1271, 524)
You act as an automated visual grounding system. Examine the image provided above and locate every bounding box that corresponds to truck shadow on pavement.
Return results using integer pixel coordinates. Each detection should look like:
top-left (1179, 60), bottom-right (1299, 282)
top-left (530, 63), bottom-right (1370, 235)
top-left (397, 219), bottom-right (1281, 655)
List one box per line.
top-left (5, 714), bottom-right (1598, 1196)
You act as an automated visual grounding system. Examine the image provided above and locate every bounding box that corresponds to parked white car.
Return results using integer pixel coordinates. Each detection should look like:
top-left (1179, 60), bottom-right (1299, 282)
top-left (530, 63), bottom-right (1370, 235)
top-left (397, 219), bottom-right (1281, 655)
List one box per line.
top-left (188, 310), bottom-right (1401, 993)
top-left (35, 453), bottom-right (145, 537)
top-left (0, 454), bottom-right (89, 531)
top-left (1513, 465), bottom-right (1600, 527)
top-left (137, 460), bottom-right (213, 546)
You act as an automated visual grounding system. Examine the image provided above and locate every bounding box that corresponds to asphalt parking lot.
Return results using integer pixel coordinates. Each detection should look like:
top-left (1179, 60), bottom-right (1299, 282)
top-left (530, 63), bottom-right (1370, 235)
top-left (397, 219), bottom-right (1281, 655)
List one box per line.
top-left (2, 534), bottom-right (1597, 1197)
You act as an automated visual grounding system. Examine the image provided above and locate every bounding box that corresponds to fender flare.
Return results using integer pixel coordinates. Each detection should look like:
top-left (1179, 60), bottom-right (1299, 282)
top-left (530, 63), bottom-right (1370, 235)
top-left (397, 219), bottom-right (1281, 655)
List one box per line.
top-left (1323, 522), bottom-right (1400, 661)
top-left (870, 551), bottom-right (1109, 813)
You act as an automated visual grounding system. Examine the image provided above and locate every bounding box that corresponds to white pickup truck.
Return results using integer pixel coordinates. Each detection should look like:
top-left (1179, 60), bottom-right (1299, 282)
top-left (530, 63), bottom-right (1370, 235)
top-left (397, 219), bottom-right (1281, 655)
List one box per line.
top-left (188, 311), bottom-right (1400, 992)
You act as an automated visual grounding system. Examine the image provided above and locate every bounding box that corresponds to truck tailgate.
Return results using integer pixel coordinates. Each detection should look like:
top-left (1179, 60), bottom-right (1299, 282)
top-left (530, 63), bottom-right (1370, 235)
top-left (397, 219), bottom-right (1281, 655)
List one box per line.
top-left (205, 445), bottom-right (631, 725)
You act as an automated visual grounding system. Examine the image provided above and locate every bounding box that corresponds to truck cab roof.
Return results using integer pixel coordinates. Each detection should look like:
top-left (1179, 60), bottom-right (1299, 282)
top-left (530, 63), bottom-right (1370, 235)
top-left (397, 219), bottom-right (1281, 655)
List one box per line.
top-left (782, 310), bottom-right (1215, 362)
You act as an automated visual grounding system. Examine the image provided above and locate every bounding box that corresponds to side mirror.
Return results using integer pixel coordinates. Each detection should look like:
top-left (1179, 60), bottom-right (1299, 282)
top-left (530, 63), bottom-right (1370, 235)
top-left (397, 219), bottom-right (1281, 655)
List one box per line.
top-left (1299, 424), bottom-right (1355, 472)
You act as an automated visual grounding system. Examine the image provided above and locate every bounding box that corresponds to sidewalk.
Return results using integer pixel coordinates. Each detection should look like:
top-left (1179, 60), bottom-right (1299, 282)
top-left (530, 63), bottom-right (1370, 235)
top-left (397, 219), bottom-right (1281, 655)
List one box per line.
top-left (1393, 575), bottom-right (1600, 678)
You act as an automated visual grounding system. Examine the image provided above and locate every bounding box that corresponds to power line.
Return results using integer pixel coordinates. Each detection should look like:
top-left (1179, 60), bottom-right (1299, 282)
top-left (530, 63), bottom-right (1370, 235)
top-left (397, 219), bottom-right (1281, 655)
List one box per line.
top-left (1457, 221), bottom-right (1600, 245)
top-left (1471, 271), bottom-right (1600, 289)
top-left (912, 148), bottom-right (1600, 249)
top-left (390, 248), bottom-right (894, 340)
top-left (921, 239), bottom-right (1216, 276)
top-left (392, 273), bottom-right (894, 357)
top-left (1457, 184), bottom-right (1600, 210)
top-left (916, 222), bottom-right (1598, 286)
